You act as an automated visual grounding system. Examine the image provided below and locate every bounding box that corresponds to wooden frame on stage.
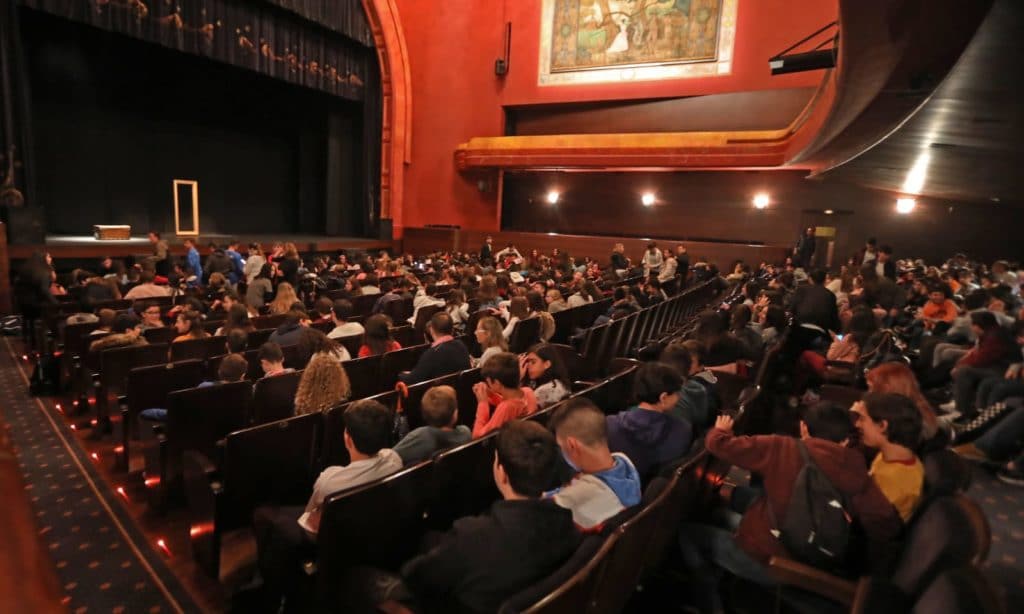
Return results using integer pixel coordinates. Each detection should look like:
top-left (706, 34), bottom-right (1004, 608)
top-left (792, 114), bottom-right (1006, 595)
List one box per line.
top-left (173, 179), bottom-right (200, 237)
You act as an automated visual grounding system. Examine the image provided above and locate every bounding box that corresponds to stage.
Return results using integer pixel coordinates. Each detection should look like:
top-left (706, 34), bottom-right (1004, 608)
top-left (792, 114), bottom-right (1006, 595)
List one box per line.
top-left (7, 234), bottom-right (396, 261)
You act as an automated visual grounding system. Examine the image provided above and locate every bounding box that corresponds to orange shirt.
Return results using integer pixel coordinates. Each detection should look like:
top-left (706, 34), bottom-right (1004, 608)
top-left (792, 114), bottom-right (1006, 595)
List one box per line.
top-left (358, 340), bottom-right (402, 358)
top-left (921, 300), bottom-right (957, 324)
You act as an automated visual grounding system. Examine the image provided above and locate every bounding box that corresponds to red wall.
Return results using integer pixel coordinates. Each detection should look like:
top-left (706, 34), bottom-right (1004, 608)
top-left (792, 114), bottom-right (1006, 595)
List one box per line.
top-left (393, 0), bottom-right (839, 231)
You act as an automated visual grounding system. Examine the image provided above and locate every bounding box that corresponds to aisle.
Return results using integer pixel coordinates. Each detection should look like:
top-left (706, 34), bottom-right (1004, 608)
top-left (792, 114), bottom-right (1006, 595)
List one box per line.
top-left (0, 338), bottom-right (201, 613)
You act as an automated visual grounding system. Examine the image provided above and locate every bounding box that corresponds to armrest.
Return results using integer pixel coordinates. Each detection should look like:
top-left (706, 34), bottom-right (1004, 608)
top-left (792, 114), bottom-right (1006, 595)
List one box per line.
top-left (767, 556), bottom-right (857, 605)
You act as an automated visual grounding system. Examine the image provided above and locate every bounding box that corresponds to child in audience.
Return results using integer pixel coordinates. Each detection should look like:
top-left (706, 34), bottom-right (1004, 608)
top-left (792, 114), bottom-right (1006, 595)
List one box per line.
top-left (473, 315), bottom-right (507, 367)
top-left (172, 309), bottom-right (209, 343)
top-left (659, 343), bottom-right (709, 429)
top-left (390, 421), bottom-right (581, 613)
top-left (681, 339), bottom-right (720, 417)
top-left (258, 341), bottom-right (292, 377)
top-left (519, 344), bottom-right (571, 408)
top-left (393, 385), bottom-right (471, 465)
top-left (546, 398), bottom-right (641, 531)
top-left (605, 362), bottom-right (691, 478)
top-left (138, 353), bottom-right (249, 423)
top-left (359, 314), bottom-right (401, 357)
top-left (851, 392), bottom-right (925, 522)
top-left (681, 403), bottom-right (901, 612)
top-left (472, 352), bottom-right (538, 437)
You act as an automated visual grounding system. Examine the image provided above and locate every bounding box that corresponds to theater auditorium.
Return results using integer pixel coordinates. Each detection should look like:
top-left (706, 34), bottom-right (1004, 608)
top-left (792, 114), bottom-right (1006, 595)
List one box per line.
top-left (0, 0), bottom-right (1021, 612)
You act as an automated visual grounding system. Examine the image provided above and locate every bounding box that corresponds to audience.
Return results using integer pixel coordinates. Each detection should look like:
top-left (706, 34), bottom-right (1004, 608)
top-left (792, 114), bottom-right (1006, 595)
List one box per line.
top-left (851, 393), bottom-right (925, 522)
top-left (399, 313), bottom-right (471, 385)
top-left (138, 300), bottom-right (165, 330)
top-left (473, 315), bottom-right (507, 367)
top-left (294, 353), bottom-right (351, 416)
top-left (472, 352), bottom-right (539, 437)
top-left (258, 341), bottom-right (292, 377)
top-left (358, 314), bottom-right (401, 357)
top-left (393, 385), bottom-right (471, 465)
top-left (519, 343), bottom-right (571, 408)
top-left (327, 299), bottom-right (365, 339)
top-left (605, 362), bottom-right (691, 478)
top-left (396, 421), bottom-right (580, 614)
top-left (680, 403), bottom-right (902, 612)
top-left (546, 398), bottom-right (641, 531)
top-left (267, 310), bottom-right (309, 347)
top-left (252, 400), bottom-right (402, 606)
top-left (89, 313), bottom-right (147, 352)
top-left (124, 269), bottom-right (171, 300)
top-left (659, 343), bottom-right (709, 429)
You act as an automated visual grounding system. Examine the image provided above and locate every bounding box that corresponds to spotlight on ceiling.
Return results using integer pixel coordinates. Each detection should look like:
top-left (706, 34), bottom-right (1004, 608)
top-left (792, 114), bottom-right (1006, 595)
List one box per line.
top-left (896, 198), bottom-right (916, 214)
top-left (546, 190), bottom-right (560, 204)
top-left (752, 193), bottom-right (770, 209)
top-left (641, 192), bottom-right (656, 206)
top-left (824, 209), bottom-right (834, 215)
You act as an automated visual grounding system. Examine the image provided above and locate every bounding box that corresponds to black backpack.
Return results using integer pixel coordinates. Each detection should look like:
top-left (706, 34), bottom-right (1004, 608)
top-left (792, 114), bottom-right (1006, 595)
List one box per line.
top-left (768, 441), bottom-right (851, 570)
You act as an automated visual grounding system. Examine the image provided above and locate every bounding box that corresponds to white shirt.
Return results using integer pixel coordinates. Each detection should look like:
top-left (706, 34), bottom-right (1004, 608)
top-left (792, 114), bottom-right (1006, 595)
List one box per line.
top-left (475, 345), bottom-right (504, 368)
top-left (567, 293), bottom-right (593, 308)
top-left (124, 283), bottom-right (171, 300)
top-left (298, 449), bottom-right (403, 536)
top-left (328, 321), bottom-right (366, 340)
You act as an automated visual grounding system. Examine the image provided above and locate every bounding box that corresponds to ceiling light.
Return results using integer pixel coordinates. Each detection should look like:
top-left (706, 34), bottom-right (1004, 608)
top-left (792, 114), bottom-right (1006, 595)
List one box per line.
top-left (902, 152), bottom-right (931, 195)
top-left (546, 190), bottom-right (560, 204)
top-left (824, 209), bottom-right (834, 215)
top-left (641, 192), bottom-right (656, 206)
top-left (752, 193), bottom-right (770, 209)
top-left (896, 198), bottom-right (916, 214)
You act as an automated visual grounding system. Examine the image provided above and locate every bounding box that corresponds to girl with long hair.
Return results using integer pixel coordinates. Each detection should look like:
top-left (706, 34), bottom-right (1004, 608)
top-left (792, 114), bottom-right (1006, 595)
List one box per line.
top-left (474, 315), bottom-right (507, 367)
top-left (866, 362), bottom-right (942, 443)
top-left (268, 282), bottom-right (299, 315)
top-left (520, 343), bottom-right (571, 408)
top-left (173, 310), bottom-right (209, 343)
top-left (359, 314), bottom-right (401, 357)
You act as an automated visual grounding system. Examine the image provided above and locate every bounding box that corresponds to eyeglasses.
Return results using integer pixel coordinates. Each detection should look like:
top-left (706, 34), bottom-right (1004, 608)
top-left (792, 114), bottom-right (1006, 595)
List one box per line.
top-left (145, 310), bottom-right (161, 315)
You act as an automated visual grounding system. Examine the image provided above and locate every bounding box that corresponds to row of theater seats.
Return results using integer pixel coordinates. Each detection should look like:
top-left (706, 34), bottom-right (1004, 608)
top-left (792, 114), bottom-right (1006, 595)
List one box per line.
top-left (66, 280), bottom-right (718, 511)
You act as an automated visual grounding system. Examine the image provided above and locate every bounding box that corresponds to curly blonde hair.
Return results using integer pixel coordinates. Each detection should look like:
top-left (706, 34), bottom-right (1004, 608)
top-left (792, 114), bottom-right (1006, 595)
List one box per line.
top-left (294, 353), bottom-right (351, 415)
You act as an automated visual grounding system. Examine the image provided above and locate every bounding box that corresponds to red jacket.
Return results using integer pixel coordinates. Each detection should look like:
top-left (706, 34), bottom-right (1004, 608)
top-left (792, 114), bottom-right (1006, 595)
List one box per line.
top-left (705, 428), bottom-right (902, 565)
top-left (957, 328), bottom-right (1016, 369)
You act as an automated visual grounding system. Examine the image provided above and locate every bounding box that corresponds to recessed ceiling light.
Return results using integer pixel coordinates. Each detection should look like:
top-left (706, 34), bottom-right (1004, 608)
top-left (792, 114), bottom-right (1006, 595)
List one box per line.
top-left (641, 192), bottom-right (656, 206)
top-left (896, 198), bottom-right (916, 214)
top-left (824, 209), bottom-right (834, 215)
top-left (752, 193), bottom-right (770, 209)
top-left (546, 191), bottom-right (560, 204)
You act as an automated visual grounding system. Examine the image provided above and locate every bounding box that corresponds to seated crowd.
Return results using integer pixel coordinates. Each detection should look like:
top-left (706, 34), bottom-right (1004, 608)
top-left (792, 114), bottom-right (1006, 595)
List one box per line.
top-left (21, 235), bottom-right (1017, 612)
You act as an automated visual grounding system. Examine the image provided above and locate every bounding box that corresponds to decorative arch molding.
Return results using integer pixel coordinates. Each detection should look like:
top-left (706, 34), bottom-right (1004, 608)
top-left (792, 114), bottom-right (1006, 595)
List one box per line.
top-left (361, 0), bottom-right (412, 233)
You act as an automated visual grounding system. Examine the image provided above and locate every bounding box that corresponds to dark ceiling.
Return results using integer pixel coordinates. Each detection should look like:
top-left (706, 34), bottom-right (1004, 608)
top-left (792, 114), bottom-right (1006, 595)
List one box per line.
top-left (816, 0), bottom-right (1024, 205)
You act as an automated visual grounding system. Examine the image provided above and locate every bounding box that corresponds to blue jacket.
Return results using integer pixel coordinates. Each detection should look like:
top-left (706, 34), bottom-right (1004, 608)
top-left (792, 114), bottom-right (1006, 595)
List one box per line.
top-left (186, 247), bottom-right (202, 280)
top-left (225, 249), bottom-right (245, 285)
top-left (606, 406), bottom-right (692, 479)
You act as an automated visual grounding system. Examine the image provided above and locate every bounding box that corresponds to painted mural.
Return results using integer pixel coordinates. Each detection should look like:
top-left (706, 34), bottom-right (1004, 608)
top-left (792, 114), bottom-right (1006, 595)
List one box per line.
top-left (539, 0), bottom-right (737, 85)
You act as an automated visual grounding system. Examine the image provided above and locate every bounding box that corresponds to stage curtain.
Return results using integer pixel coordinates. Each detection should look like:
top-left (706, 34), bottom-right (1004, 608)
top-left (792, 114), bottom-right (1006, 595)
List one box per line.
top-left (0, 0), bottom-right (35, 211)
top-left (263, 0), bottom-right (373, 47)
top-left (19, 0), bottom-right (373, 101)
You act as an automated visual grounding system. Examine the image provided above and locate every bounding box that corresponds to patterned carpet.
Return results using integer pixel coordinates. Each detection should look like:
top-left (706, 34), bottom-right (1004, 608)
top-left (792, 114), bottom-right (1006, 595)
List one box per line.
top-left (0, 338), bottom-right (201, 613)
top-left (969, 468), bottom-right (1024, 608)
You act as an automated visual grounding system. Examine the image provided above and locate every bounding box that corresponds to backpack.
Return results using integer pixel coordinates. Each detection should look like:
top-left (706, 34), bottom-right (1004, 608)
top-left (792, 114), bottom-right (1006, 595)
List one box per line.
top-left (767, 441), bottom-right (851, 570)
